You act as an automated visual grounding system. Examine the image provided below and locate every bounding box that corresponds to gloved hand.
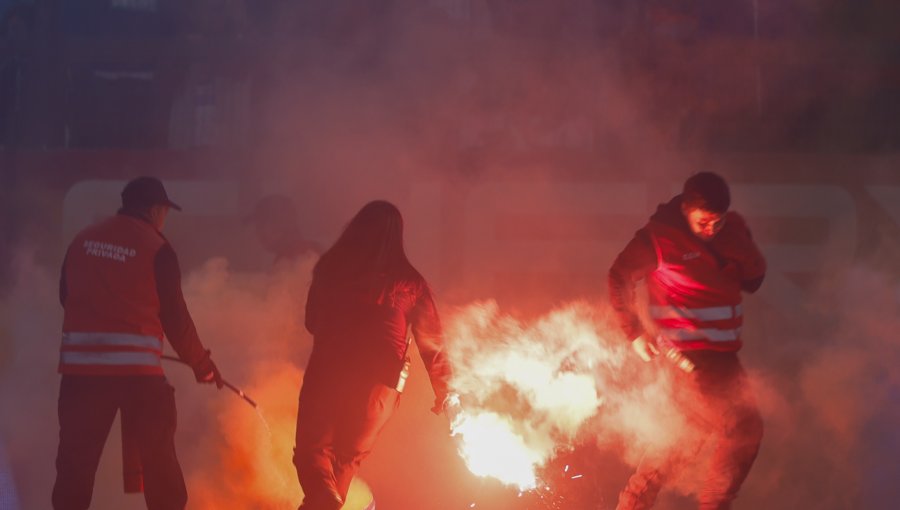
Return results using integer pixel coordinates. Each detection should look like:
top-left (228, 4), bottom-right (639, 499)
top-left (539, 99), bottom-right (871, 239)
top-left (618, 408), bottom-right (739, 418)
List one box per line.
top-left (192, 350), bottom-right (224, 389)
top-left (433, 392), bottom-right (463, 427)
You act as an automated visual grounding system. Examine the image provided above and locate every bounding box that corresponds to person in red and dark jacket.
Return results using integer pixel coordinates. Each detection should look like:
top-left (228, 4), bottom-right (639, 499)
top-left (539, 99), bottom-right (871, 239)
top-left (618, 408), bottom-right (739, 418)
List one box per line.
top-left (54, 176), bottom-right (222, 510)
top-left (609, 172), bottom-right (766, 510)
top-left (293, 200), bottom-right (453, 510)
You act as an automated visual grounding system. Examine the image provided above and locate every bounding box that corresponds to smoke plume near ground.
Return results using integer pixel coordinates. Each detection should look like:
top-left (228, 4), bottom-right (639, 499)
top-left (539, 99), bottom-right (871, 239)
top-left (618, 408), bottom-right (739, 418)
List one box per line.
top-left (0, 250), bottom-right (62, 510)
top-left (2, 4), bottom-right (900, 509)
top-left (736, 266), bottom-right (900, 510)
top-left (444, 300), bottom-right (707, 499)
top-left (175, 255), bottom-right (314, 510)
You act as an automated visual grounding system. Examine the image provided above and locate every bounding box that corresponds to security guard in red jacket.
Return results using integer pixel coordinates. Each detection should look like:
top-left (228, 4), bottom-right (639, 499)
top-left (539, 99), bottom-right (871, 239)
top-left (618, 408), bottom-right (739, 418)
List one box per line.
top-left (609, 172), bottom-right (766, 510)
top-left (53, 176), bottom-right (222, 510)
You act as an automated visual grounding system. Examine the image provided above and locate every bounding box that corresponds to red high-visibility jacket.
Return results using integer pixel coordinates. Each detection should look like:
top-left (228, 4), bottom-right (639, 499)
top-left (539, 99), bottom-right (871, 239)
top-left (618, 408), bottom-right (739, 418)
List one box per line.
top-left (60, 213), bottom-right (206, 375)
top-left (609, 196), bottom-right (766, 352)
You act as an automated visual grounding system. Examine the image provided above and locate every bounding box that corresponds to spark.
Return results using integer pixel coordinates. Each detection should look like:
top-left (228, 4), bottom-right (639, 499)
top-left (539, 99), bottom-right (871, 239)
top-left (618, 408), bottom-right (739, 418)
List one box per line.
top-left (446, 301), bottom-right (612, 491)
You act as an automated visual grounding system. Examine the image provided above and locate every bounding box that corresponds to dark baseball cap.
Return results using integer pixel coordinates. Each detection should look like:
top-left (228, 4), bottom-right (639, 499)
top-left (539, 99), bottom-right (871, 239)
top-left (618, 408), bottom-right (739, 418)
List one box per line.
top-left (121, 176), bottom-right (182, 211)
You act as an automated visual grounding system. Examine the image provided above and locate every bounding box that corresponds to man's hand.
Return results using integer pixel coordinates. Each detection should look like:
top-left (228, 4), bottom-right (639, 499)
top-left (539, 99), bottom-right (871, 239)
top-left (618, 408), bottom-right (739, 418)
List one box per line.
top-left (433, 392), bottom-right (463, 428)
top-left (192, 350), bottom-right (224, 389)
top-left (443, 393), bottom-right (463, 427)
top-left (631, 335), bottom-right (660, 362)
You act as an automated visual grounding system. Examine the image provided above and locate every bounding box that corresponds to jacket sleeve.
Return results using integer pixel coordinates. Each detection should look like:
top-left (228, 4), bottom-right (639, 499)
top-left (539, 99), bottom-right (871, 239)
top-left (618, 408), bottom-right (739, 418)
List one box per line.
top-left (608, 228), bottom-right (658, 341)
top-left (720, 212), bottom-right (767, 293)
top-left (410, 283), bottom-right (452, 407)
top-left (155, 243), bottom-right (208, 368)
top-left (739, 223), bottom-right (766, 292)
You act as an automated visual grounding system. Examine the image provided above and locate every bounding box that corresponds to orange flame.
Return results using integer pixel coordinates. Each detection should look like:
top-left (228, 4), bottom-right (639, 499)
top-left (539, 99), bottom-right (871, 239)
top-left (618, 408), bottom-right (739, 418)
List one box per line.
top-left (444, 301), bottom-right (619, 489)
top-left (188, 362), bottom-right (374, 509)
top-left (451, 410), bottom-right (541, 490)
top-left (180, 257), bottom-right (376, 509)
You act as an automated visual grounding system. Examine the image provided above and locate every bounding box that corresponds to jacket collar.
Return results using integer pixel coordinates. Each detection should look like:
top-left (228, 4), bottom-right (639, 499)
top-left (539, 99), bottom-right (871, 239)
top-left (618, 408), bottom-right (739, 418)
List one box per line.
top-left (117, 208), bottom-right (163, 235)
top-left (650, 195), bottom-right (690, 232)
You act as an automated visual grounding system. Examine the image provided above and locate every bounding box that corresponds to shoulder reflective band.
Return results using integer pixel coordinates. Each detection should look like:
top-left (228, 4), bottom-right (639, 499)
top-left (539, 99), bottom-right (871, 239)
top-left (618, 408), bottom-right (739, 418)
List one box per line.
top-left (661, 327), bottom-right (741, 342)
top-left (650, 304), bottom-right (742, 321)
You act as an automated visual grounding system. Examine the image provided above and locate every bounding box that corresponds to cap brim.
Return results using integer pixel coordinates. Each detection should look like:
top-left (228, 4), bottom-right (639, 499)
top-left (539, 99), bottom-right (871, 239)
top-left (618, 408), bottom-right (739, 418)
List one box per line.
top-left (166, 200), bottom-right (182, 212)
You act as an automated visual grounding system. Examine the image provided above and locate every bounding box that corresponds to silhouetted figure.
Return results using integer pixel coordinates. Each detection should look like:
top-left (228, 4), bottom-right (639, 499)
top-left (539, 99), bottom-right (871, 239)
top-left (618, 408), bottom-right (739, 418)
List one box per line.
top-left (247, 194), bottom-right (319, 267)
top-left (293, 200), bottom-right (453, 510)
top-left (609, 172), bottom-right (766, 510)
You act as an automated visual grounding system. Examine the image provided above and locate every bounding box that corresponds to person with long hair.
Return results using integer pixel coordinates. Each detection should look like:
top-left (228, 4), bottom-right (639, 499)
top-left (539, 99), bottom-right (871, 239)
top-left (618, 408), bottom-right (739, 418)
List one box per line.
top-left (293, 200), bottom-right (453, 510)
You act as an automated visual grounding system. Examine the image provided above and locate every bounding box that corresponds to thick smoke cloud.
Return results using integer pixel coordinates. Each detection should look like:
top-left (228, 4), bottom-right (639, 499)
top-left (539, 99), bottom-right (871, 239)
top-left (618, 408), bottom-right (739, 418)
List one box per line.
top-left (0, 251), bottom-right (61, 510)
top-left (443, 301), bottom-right (691, 489)
top-left (2, 1), bottom-right (899, 510)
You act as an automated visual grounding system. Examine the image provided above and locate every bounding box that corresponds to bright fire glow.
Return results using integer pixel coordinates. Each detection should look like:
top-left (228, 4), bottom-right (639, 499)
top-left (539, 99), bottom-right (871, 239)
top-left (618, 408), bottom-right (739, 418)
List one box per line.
top-left (188, 362), bottom-right (374, 509)
top-left (452, 411), bottom-right (541, 490)
top-left (444, 301), bottom-right (624, 489)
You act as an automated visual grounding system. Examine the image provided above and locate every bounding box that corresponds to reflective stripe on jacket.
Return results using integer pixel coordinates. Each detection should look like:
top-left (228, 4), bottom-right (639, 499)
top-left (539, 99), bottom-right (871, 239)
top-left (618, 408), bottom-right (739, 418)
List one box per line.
top-left (59, 332), bottom-right (164, 375)
top-left (647, 218), bottom-right (746, 352)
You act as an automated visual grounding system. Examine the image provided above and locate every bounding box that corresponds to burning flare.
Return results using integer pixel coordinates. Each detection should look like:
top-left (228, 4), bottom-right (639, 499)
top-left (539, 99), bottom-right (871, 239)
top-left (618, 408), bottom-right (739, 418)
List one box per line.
top-left (445, 301), bottom-right (621, 490)
top-left (451, 411), bottom-right (541, 490)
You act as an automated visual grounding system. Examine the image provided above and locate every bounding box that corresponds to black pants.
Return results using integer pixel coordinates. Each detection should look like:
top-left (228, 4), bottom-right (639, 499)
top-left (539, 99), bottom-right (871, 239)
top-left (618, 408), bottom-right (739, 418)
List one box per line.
top-left (52, 375), bottom-right (187, 510)
top-left (616, 352), bottom-right (764, 510)
top-left (293, 374), bottom-right (399, 510)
